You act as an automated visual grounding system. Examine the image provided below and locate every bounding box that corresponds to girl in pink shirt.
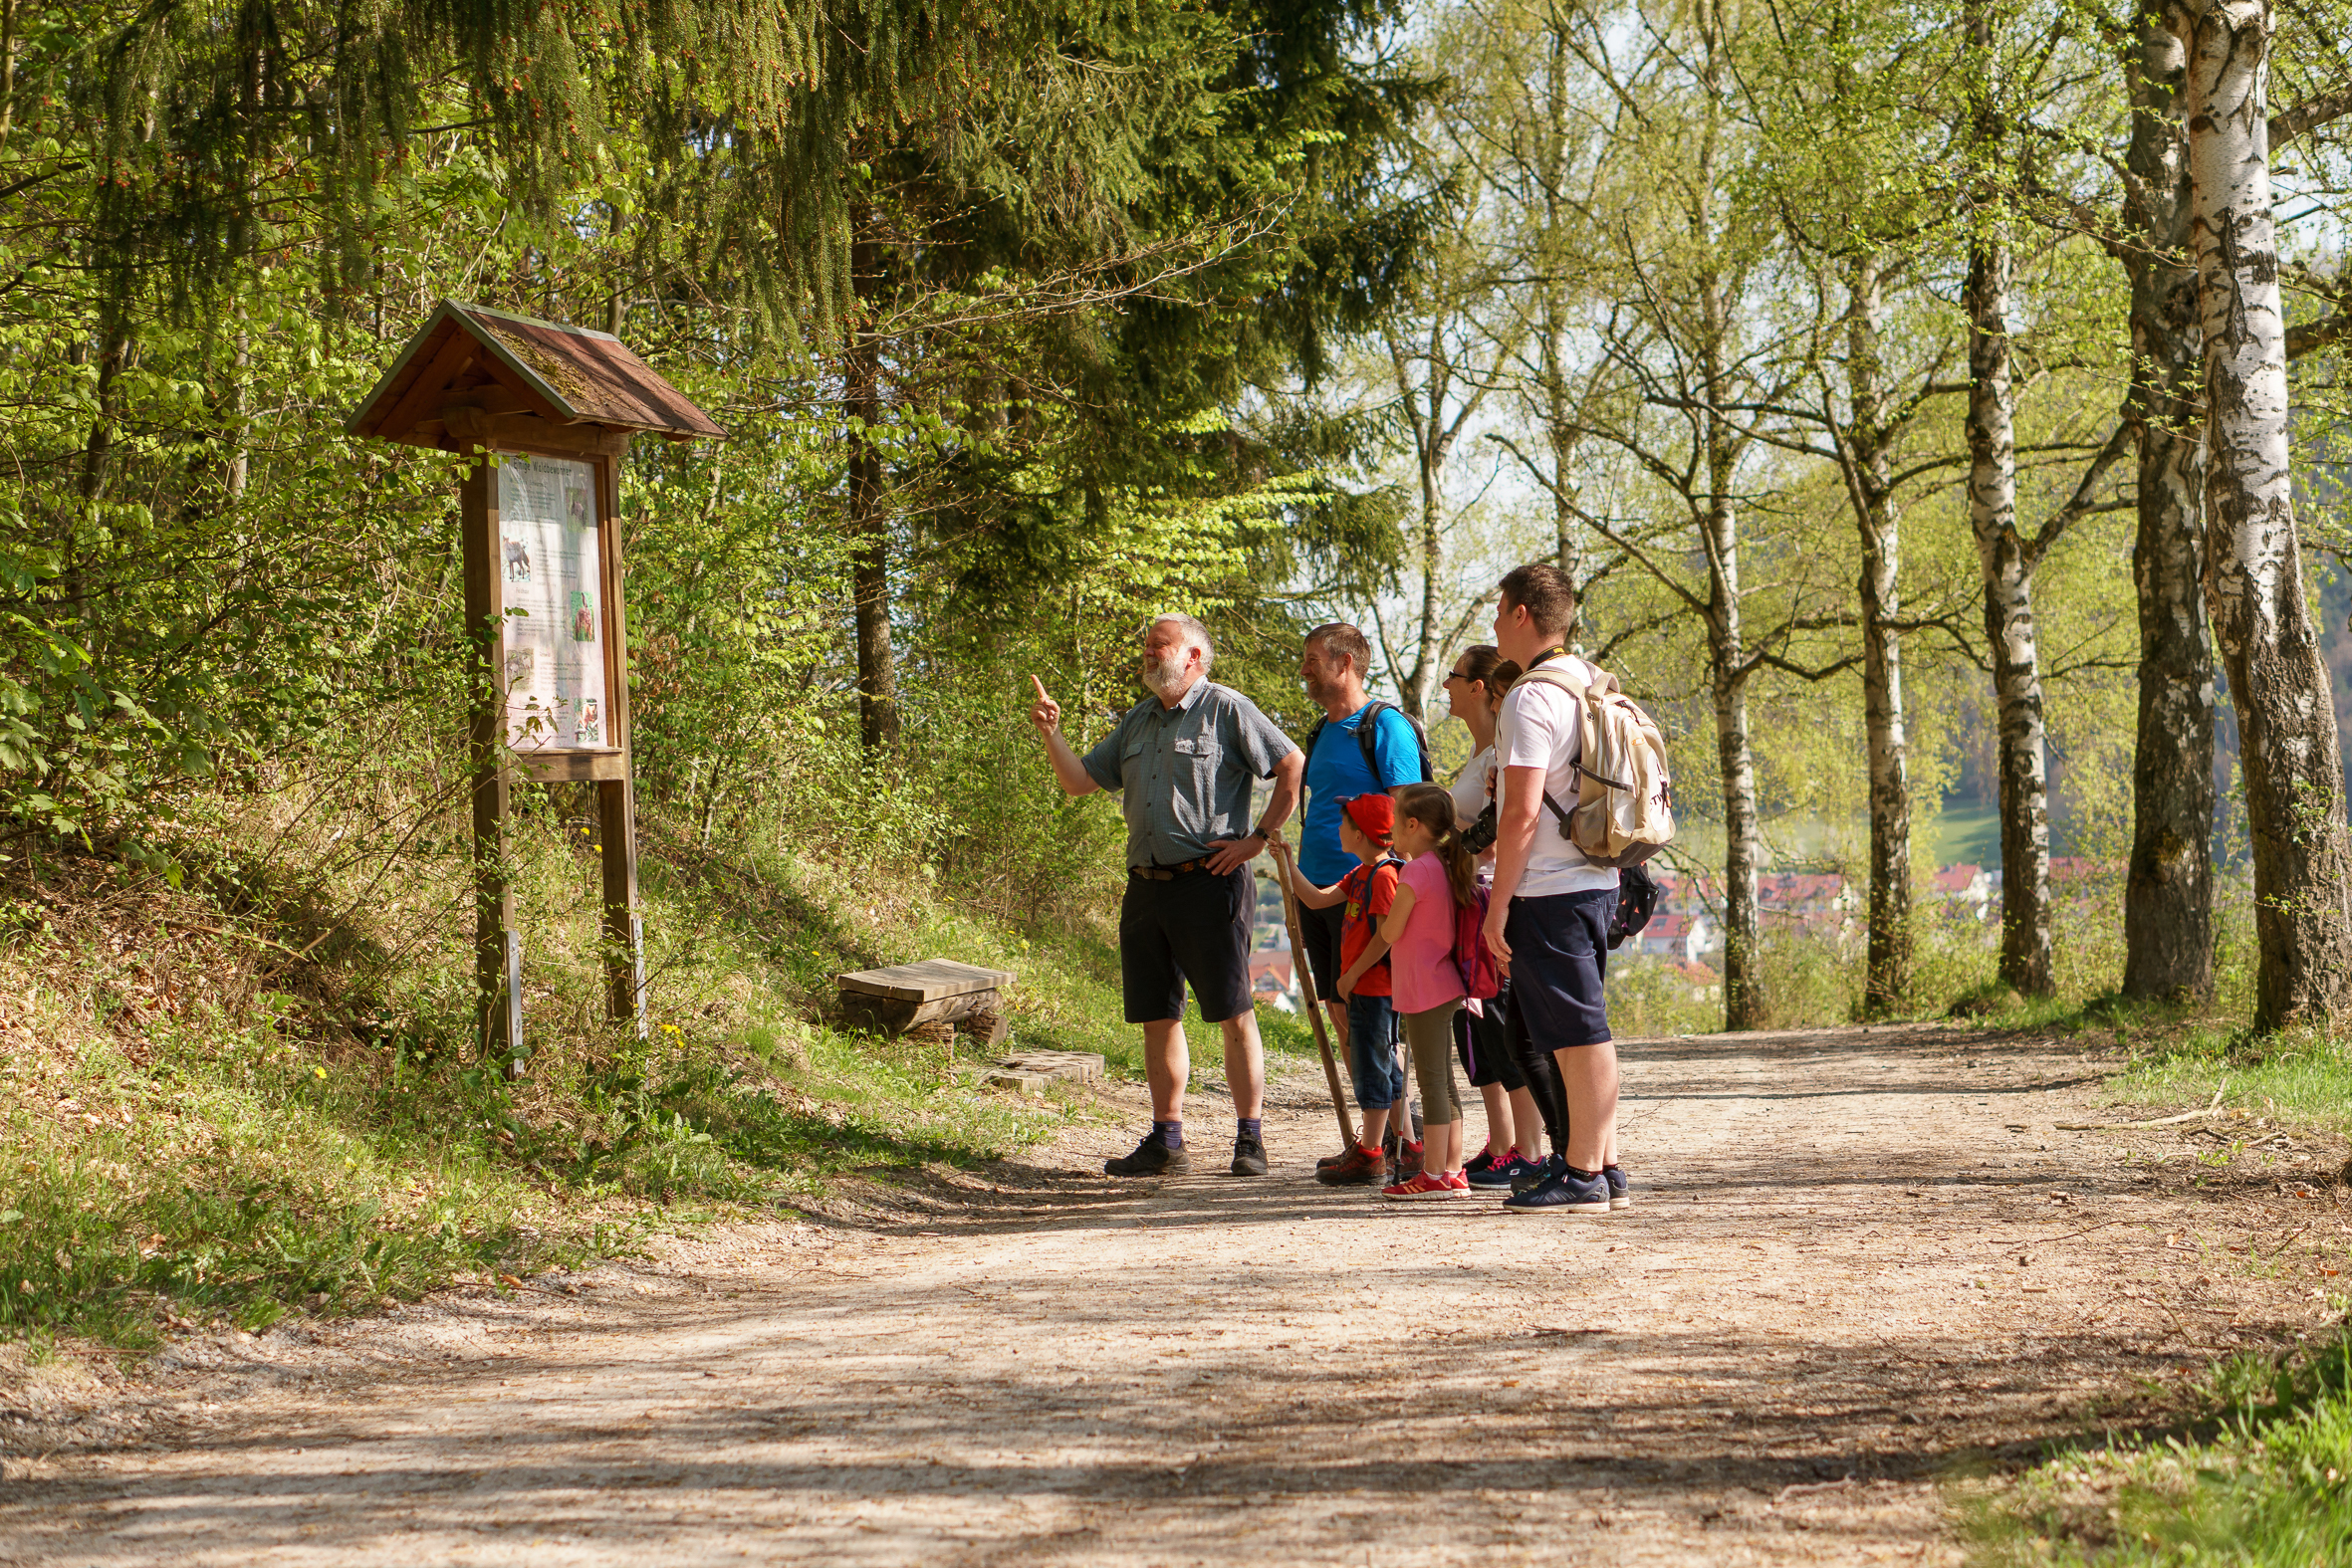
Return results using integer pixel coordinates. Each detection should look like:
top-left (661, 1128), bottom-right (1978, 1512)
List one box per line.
top-left (1338, 782), bottom-right (1479, 1199)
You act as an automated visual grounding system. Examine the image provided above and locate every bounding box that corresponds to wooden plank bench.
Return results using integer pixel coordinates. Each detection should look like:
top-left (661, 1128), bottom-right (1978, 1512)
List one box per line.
top-left (836, 960), bottom-right (1014, 1044)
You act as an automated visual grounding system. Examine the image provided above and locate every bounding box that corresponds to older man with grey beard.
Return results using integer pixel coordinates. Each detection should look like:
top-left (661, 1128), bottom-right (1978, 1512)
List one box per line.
top-left (1029, 614), bottom-right (1304, 1177)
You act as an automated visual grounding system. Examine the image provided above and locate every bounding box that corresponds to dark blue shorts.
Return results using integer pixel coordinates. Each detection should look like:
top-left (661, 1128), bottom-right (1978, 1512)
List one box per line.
top-left (1119, 865), bottom-right (1254, 1024)
top-left (1506, 887), bottom-right (1617, 1049)
top-left (1344, 992), bottom-right (1404, 1109)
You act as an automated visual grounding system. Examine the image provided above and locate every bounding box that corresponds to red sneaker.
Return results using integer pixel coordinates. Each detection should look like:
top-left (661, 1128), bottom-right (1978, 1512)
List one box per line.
top-left (1442, 1170), bottom-right (1471, 1193)
top-left (1382, 1171), bottom-right (1460, 1201)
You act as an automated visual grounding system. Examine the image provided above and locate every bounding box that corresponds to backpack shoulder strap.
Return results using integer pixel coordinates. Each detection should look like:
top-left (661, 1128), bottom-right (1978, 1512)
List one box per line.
top-left (1511, 663), bottom-right (1606, 834)
top-left (1353, 700), bottom-right (1391, 783)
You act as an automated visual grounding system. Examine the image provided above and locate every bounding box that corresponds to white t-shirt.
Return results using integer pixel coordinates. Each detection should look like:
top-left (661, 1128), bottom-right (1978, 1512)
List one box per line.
top-left (1450, 745), bottom-right (1497, 828)
top-left (1496, 656), bottom-right (1621, 898)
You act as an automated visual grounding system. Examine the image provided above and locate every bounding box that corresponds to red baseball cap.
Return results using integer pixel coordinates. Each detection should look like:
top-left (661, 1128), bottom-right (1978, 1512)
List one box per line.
top-left (1339, 792), bottom-right (1394, 841)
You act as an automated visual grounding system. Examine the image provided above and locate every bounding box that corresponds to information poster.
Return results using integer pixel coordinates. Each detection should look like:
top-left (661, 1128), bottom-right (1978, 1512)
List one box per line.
top-left (496, 453), bottom-right (608, 752)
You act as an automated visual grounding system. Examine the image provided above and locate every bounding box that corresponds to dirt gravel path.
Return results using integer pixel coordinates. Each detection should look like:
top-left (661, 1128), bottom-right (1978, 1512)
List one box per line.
top-left (6, 1022), bottom-right (2348, 1566)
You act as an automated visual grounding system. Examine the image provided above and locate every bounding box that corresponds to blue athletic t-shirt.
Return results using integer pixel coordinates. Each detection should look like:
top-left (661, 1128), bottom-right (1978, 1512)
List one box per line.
top-left (1298, 704), bottom-right (1423, 885)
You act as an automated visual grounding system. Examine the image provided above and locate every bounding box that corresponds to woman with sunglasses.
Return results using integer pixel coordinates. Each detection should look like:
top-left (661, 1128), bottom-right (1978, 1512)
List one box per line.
top-left (1441, 647), bottom-right (1563, 1189)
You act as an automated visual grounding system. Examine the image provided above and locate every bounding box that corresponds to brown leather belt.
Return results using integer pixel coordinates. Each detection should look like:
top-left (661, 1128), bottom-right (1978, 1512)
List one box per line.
top-left (1130, 858), bottom-right (1212, 880)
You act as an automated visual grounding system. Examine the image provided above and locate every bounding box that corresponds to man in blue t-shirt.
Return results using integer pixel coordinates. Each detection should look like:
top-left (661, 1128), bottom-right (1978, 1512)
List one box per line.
top-left (1294, 622), bottom-right (1424, 1096)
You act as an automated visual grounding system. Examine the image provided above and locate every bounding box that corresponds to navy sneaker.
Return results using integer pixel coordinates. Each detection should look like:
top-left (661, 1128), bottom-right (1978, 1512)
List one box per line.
top-left (1469, 1152), bottom-right (1542, 1191)
top-left (1464, 1147), bottom-right (1506, 1177)
top-left (1604, 1164), bottom-right (1632, 1211)
top-left (1502, 1165), bottom-right (1611, 1215)
top-left (1512, 1152), bottom-right (1565, 1194)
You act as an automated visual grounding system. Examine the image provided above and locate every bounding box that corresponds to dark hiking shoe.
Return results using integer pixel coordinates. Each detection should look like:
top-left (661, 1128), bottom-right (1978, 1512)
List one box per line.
top-left (1389, 1139), bottom-right (1424, 1185)
top-left (1104, 1136), bottom-right (1189, 1178)
top-left (1604, 1164), bottom-right (1632, 1211)
top-left (1315, 1145), bottom-right (1356, 1171)
top-left (1231, 1133), bottom-right (1269, 1177)
top-left (1315, 1143), bottom-right (1382, 1186)
top-left (1512, 1152), bottom-right (1565, 1195)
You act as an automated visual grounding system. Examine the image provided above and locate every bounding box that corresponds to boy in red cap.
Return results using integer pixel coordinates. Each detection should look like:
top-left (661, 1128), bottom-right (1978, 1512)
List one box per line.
top-left (1285, 793), bottom-right (1413, 1185)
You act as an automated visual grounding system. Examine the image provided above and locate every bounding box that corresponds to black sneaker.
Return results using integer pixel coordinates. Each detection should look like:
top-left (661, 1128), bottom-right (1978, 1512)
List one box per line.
top-left (1231, 1133), bottom-right (1268, 1177)
top-left (1104, 1135), bottom-right (1189, 1178)
top-left (1604, 1164), bottom-right (1631, 1210)
top-left (1512, 1152), bottom-right (1565, 1194)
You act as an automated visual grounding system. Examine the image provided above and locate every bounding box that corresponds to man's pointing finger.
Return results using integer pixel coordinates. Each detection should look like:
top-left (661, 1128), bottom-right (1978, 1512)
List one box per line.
top-left (1030, 674), bottom-right (1052, 701)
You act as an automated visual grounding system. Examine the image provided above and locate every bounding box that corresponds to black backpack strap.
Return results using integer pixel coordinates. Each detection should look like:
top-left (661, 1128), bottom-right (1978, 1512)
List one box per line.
top-left (1354, 700), bottom-right (1436, 784)
top-left (1364, 854), bottom-right (1406, 945)
top-left (1353, 701), bottom-right (1390, 783)
top-left (1404, 710), bottom-right (1434, 782)
top-left (1540, 788), bottom-right (1577, 839)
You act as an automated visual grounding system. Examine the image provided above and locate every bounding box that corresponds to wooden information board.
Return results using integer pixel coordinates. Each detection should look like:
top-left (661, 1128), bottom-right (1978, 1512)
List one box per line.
top-left (348, 301), bottom-right (727, 1060)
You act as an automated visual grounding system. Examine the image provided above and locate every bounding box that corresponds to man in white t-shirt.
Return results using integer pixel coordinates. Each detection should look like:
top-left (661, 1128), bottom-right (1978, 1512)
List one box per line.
top-left (1481, 562), bottom-right (1626, 1216)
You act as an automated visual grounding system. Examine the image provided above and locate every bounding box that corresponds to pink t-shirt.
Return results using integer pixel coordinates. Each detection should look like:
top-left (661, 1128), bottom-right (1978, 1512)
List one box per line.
top-left (1387, 852), bottom-right (1466, 1014)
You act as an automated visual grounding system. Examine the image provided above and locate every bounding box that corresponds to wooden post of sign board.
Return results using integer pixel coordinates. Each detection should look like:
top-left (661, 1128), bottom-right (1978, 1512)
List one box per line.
top-left (594, 448), bottom-right (645, 1034)
top-left (458, 450), bottom-right (520, 1062)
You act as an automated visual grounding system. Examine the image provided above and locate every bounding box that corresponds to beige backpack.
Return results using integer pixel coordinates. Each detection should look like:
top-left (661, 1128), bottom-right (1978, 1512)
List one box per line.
top-left (1513, 661), bottom-right (1676, 868)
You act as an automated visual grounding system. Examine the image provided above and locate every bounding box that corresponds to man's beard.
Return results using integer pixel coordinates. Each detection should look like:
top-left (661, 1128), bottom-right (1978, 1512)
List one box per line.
top-left (1142, 651), bottom-right (1190, 697)
top-left (1299, 666), bottom-right (1334, 705)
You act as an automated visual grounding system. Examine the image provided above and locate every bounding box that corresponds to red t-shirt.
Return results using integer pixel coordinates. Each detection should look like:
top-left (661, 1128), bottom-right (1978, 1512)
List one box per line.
top-left (1339, 858), bottom-right (1402, 997)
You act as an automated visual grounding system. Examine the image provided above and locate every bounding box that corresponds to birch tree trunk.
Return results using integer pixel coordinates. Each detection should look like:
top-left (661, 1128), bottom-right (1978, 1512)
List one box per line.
top-left (1535, 19), bottom-right (1584, 644)
top-left (1846, 254), bottom-right (1914, 1014)
top-left (1379, 304), bottom-right (1504, 723)
top-left (1700, 253), bottom-right (1763, 1029)
top-left (1965, 233), bottom-right (2056, 995)
top-left (1704, 444), bottom-right (1763, 1029)
top-left (2121, 11), bottom-right (2217, 1001)
top-left (2173, 0), bottom-right (2352, 1028)
top-left (1539, 299), bottom-right (1584, 644)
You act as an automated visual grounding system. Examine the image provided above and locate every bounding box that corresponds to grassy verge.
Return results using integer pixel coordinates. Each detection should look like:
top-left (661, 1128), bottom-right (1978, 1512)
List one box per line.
top-left (0, 807), bottom-right (1313, 1356)
top-left (1966, 1326), bottom-right (2352, 1565)
top-left (2100, 1025), bottom-right (2352, 1139)
top-left (1956, 1006), bottom-right (2352, 1562)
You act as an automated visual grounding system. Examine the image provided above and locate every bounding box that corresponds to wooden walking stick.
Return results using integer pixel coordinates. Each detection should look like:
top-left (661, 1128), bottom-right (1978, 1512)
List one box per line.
top-left (1266, 832), bottom-right (1357, 1151)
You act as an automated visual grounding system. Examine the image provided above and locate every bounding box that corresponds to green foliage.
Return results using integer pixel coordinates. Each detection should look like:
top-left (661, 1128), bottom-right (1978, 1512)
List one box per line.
top-left (0, 772), bottom-right (1171, 1348)
top-left (2102, 1023), bottom-right (2352, 1140)
top-left (1967, 1330), bottom-right (2352, 1566)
